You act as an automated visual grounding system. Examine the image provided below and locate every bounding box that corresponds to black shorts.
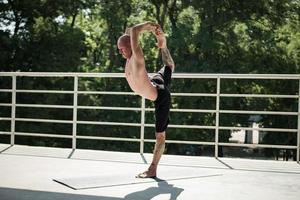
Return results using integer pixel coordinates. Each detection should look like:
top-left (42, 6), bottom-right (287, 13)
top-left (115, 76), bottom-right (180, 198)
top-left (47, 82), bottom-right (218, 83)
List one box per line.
top-left (150, 66), bottom-right (172, 132)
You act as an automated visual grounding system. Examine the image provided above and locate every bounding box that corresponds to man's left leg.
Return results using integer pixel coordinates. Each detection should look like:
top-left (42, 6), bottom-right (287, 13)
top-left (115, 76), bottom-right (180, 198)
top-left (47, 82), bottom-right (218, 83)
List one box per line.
top-left (137, 131), bottom-right (165, 178)
top-left (148, 131), bottom-right (166, 176)
top-left (136, 72), bottom-right (170, 178)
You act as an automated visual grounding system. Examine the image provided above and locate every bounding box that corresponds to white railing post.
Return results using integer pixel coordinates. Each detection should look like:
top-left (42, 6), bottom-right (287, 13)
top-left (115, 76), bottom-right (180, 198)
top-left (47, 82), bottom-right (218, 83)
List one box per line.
top-left (140, 97), bottom-right (145, 154)
top-left (297, 78), bottom-right (300, 163)
top-left (215, 77), bottom-right (221, 158)
top-left (10, 75), bottom-right (16, 145)
top-left (72, 75), bottom-right (78, 150)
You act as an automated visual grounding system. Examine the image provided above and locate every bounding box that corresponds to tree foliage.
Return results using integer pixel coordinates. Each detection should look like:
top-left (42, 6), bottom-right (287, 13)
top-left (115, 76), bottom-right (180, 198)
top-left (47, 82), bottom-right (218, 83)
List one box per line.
top-left (0, 0), bottom-right (299, 159)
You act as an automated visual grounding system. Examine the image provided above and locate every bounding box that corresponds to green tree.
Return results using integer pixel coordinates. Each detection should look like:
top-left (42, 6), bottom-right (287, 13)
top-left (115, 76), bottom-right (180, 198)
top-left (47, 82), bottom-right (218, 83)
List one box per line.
top-left (1, 0), bottom-right (299, 159)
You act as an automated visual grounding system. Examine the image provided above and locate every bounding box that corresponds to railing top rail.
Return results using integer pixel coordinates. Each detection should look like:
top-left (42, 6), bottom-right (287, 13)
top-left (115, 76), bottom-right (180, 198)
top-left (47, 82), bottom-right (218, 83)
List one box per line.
top-left (0, 72), bottom-right (300, 79)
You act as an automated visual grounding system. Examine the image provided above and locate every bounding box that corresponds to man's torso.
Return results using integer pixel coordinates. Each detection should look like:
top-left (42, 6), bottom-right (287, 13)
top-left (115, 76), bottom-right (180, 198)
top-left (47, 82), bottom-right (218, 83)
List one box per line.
top-left (124, 58), bottom-right (157, 100)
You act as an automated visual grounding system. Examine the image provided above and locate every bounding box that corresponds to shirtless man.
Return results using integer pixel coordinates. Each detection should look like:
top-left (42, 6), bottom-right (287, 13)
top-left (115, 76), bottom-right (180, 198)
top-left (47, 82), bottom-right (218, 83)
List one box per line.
top-left (117, 22), bottom-right (175, 178)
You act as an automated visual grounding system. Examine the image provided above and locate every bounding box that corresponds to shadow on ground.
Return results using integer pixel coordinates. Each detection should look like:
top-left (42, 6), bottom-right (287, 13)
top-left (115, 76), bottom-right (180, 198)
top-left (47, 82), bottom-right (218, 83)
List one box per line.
top-left (0, 179), bottom-right (184, 200)
top-left (124, 178), bottom-right (184, 199)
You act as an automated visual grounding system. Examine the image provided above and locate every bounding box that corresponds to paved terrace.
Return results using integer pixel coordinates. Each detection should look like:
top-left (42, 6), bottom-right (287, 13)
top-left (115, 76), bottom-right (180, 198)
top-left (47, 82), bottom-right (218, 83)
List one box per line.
top-left (0, 144), bottom-right (300, 200)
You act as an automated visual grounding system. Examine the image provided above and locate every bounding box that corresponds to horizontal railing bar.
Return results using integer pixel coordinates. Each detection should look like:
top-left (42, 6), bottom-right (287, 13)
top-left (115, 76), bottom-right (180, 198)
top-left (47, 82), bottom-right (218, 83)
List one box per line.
top-left (219, 126), bottom-right (297, 133)
top-left (16, 90), bottom-right (74, 94)
top-left (217, 75), bottom-right (300, 80)
top-left (15, 90), bottom-right (134, 95)
top-left (144, 139), bottom-right (215, 145)
top-left (72, 123), bottom-right (296, 133)
top-left (79, 91), bottom-right (215, 97)
top-left (16, 103), bottom-right (297, 116)
top-left (1, 72), bottom-right (299, 79)
top-left (77, 120), bottom-right (141, 127)
top-left (78, 106), bottom-right (141, 111)
top-left (169, 108), bottom-right (216, 113)
top-left (6, 90), bottom-right (297, 98)
top-left (0, 89), bottom-right (12, 92)
top-left (219, 142), bottom-right (297, 149)
top-left (16, 104), bottom-right (73, 109)
top-left (145, 124), bottom-right (216, 129)
top-left (2, 104), bottom-right (297, 116)
top-left (165, 140), bottom-right (214, 145)
top-left (77, 91), bottom-right (136, 95)
top-left (11, 118), bottom-right (299, 133)
top-left (0, 103), bottom-right (12, 107)
top-left (220, 110), bottom-right (298, 116)
top-left (168, 124), bottom-right (216, 129)
top-left (15, 132), bottom-right (72, 138)
top-left (15, 118), bottom-right (73, 124)
top-left (77, 135), bottom-right (140, 142)
top-left (13, 106), bottom-right (216, 114)
top-left (172, 93), bottom-right (217, 97)
top-left (6, 89), bottom-right (297, 99)
top-left (13, 118), bottom-right (218, 129)
top-left (3, 89), bottom-right (298, 99)
top-left (3, 129), bottom-right (297, 149)
top-left (0, 73), bottom-right (124, 77)
top-left (220, 94), bottom-right (298, 98)
top-left (0, 89), bottom-right (298, 99)
top-left (0, 131), bottom-right (11, 135)
top-left (145, 108), bottom-right (216, 113)
top-left (5, 104), bottom-right (141, 111)
top-left (79, 73), bottom-right (125, 78)
top-left (0, 117), bottom-right (12, 121)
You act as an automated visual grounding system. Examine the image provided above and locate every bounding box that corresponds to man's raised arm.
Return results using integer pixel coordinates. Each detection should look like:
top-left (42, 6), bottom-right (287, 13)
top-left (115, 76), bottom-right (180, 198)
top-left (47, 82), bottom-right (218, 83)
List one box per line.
top-left (129, 22), bottom-right (156, 60)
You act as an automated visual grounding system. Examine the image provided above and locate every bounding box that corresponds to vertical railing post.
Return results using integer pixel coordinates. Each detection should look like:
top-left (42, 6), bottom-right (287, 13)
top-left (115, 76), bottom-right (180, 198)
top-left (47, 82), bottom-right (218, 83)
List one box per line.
top-left (72, 75), bottom-right (78, 150)
top-left (215, 76), bottom-right (221, 158)
top-left (297, 78), bottom-right (300, 163)
top-left (10, 75), bottom-right (16, 145)
top-left (140, 97), bottom-right (145, 154)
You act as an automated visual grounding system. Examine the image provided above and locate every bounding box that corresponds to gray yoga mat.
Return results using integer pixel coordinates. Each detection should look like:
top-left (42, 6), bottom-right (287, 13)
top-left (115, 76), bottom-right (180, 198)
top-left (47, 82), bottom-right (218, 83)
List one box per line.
top-left (53, 172), bottom-right (222, 190)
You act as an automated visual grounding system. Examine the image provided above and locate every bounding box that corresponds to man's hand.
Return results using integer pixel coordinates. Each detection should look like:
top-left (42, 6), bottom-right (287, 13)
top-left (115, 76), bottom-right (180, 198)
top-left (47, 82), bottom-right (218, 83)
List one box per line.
top-left (141, 21), bottom-right (157, 33)
top-left (154, 26), bottom-right (167, 49)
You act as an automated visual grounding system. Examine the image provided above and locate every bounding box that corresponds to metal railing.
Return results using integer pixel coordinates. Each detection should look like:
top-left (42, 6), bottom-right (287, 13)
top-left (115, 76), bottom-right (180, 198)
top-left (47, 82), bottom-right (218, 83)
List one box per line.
top-left (0, 72), bottom-right (299, 162)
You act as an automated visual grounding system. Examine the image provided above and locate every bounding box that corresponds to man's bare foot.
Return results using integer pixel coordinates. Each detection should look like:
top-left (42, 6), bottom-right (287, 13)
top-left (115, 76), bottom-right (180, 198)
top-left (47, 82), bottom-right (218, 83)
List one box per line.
top-left (136, 170), bottom-right (156, 178)
top-left (136, 164), bottom-right (157, 178)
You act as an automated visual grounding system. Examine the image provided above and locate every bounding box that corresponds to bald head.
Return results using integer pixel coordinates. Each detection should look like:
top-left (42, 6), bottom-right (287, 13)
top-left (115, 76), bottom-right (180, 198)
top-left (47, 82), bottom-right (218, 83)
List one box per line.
top-left (117, 34), bottom-right (132, 59)
top-left (118, 34), bottom-right (130, 47)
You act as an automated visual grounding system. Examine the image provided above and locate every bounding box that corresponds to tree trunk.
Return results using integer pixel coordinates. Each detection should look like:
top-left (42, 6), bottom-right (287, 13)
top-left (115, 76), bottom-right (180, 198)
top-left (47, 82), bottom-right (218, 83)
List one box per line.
top-left (150, 0), bottom-right (169, 70)
top-left (71, 13), bottom-right (77, 28)
top-left (168, 0), bottom-right (178, 32)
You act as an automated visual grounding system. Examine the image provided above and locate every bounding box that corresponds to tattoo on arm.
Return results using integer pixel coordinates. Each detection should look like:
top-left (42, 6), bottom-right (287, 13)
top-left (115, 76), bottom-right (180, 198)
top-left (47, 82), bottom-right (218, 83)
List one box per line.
top-left (161, 48), bottom-right (175, 71)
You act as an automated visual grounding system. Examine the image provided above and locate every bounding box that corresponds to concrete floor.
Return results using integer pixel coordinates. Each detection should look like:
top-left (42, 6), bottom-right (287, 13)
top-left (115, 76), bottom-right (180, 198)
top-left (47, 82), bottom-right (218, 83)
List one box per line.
top-left (0, 144), bottom-right (300, 200)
